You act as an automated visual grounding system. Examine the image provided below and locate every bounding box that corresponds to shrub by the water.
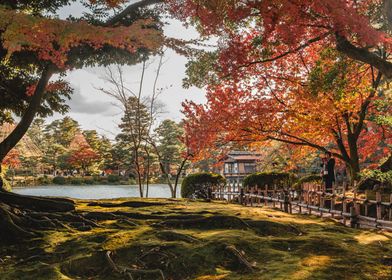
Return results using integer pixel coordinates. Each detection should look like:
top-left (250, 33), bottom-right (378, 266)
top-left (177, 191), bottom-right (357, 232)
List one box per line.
top-left (37, 176), bottom-right (52, 185)
top-left (53, 176), bottom-right (67, 185)
top-left (243, 172), bottom-right (297, 189)
top-left (84, 179), bottom-right (95, 185)
top-left (181, 172), bottom-right (226, 199)
top-left (70, 178), bottom-right (84, 185)
top-left (107, 174), bottom-right (120, 183)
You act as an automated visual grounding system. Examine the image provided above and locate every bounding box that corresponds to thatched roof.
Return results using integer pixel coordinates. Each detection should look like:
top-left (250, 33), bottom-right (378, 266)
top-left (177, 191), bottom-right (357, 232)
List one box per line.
top-left (0, 123), bottom-right (42, 157)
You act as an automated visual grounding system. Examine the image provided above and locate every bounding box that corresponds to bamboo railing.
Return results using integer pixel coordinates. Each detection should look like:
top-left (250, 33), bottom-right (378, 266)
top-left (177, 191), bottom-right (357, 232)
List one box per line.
top-left (211, 182), bottom-right (392, 231)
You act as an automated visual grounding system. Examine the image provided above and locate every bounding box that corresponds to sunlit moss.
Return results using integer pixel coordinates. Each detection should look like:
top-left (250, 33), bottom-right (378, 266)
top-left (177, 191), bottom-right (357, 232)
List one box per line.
top-left (0, 199), bottom-right (391, 280)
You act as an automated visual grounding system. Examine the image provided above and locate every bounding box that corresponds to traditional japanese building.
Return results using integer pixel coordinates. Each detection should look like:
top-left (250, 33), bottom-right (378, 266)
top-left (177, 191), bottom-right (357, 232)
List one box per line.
top-left (220, 151), bottom-right (262, 181)
top-left (0, 122), bottom-right (42, 158)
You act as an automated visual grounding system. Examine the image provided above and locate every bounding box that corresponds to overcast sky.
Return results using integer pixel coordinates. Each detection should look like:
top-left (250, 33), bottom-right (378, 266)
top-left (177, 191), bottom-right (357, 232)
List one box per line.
top-left (49, 2), bottom-right (207, 139)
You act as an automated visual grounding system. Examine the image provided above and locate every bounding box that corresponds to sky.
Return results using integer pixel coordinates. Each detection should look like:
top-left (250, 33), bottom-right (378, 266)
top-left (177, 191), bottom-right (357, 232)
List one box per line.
top-left (50, 1), bottom-right (208, 139)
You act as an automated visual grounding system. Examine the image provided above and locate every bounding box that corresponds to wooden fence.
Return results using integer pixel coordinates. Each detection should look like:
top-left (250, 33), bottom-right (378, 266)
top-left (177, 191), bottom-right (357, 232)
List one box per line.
top-left (211, 182), bottom-right (392, 231)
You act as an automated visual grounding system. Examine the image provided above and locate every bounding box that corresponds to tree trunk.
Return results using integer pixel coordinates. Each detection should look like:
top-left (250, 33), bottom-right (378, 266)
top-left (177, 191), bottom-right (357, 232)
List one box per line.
top-left (0, 190), bottom-right (75, 212)
top-left (347, 135), bottom-right (361, 182)
top-left (0, 66), bottom-right (54, 162)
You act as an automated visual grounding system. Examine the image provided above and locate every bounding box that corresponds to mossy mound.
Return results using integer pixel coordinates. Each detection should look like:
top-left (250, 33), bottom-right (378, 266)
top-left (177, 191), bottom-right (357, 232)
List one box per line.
top-left (0, 199), bottom-right (391, 280)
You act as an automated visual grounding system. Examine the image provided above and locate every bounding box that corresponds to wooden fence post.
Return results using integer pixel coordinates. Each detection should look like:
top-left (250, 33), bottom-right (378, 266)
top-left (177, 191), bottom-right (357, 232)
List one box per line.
top-left (207, 186), bottom-right (212, 201)
top-left (250, 187), bottom-right (254, 207)
top-left (389, 193), bottom-right (392, 221)
top-left (264, 185), bottom-right (268, 206)
top-left (283, 191), bottom-right (289, 213)
top-left (228, 183), bottom-right (231, 202)
top-left (364, 190), bottom-right (369, 217)
top-left (350, 206), bottom-right (358, 228)
top-left (272, 185), bottom-right (276, 208)
top-left (298, 188), bottom-right (302, 214)
top-left (376, 191), bottom-right (382, 220)
top-left (342, 183), bottom-right (347, 225)
top-left (240, 187), bottom-right (244, 205)
top-left (331, 185), bottom-right (336, 218)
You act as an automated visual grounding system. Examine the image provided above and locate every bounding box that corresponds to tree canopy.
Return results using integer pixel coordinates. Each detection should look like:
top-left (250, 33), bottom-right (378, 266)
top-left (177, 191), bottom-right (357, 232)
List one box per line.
top-left (169, 0), bottom-right (392, 178)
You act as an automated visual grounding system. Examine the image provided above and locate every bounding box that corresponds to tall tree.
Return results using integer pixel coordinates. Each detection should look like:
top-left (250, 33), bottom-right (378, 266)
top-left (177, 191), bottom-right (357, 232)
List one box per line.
top-left (153, 119), bottom-right (190, 198)
top-left (117, 96), bottom-right (152, 196)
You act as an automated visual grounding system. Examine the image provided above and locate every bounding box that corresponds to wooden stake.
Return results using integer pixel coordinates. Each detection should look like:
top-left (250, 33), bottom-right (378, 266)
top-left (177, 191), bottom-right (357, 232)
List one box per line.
top-left (376, 191), bottom-right (382, 220)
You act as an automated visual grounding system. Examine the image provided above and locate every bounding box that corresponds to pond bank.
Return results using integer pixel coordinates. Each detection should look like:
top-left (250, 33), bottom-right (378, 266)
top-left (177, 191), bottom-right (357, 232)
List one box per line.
top-left (0, 199), bottom-right (391, 279)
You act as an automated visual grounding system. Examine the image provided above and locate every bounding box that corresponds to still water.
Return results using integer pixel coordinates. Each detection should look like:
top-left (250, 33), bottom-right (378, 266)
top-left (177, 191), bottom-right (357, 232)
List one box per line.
top-left (12, 184), bottom-right (180, 199)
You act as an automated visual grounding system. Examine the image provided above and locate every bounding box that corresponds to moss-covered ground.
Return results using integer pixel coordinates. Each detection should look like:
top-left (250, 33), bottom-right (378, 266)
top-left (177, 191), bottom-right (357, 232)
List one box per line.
top-left (0, 199), bottom-right (391, 279)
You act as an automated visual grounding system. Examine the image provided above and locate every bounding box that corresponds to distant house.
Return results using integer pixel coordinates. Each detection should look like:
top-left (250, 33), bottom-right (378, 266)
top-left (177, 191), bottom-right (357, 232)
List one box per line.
top-left (220, 151), bottom-right (262, 181)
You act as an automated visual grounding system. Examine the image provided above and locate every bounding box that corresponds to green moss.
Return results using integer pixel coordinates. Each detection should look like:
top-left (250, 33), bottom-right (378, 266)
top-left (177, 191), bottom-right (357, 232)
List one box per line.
top-left (0, 199), bottom-right (391, 280)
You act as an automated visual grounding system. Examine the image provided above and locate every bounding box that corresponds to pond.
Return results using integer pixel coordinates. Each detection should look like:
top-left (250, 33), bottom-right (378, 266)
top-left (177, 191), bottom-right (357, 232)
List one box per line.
top-left (12, 184), bottom-right (181, 199)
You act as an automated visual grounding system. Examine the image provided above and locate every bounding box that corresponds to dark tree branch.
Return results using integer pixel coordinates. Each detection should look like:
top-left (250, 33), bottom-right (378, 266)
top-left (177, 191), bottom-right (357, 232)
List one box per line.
top-left (336, 34), bottom-right (392, 78)
top-left (238, 32), bottom-right (331, 69)
top-left (331, 129), bottom-right (350, 162)
top-left (104, 0), bottom-right (162, 26)
top-left (353, 71), bottom-right (382, 139)
top-left (267, 135), bottom-right (344, 160)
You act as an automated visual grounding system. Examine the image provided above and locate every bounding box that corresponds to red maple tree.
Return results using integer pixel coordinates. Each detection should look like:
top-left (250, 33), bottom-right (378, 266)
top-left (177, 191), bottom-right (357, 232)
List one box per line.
top-left (170, 1), bottom-right (392, 179)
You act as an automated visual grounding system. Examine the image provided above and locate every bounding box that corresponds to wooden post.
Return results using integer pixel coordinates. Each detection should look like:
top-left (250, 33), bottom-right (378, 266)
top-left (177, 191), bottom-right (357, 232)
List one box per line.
top-left (342, 183), bottom-right (347, 225)
top-left (376, 191), bottom-right (382, 220)
top-left (350, 206), bottom-right (358, 228)
top-left (331, 184), bottom-right (336, 218)
top-left (264, 185), bottom-right (268, 206)
top-left (283, 191), bottom-right (289, 213)
top-left (207, 186), bottom-right (212, 201)
top-left (257, 187), bottom-right (261, 206)
top-left (298, 189), bottom-right (302, 214)
top-left (389, 193), bottom-right (392, 221)
top-left (239, 187), bottom-right (244, 205)
top-left (277, 190), bottom-right (286, 210)
top-left (272, 185), bottom-right (276, 208)
top-left (228, 183), bottom-right (231, 202)
top-left (250, 187), bottom-right (254, 207)
top-left (364, 190), bottom-right (369, 217)
top-left (317, 184), bottom-right (321, 206)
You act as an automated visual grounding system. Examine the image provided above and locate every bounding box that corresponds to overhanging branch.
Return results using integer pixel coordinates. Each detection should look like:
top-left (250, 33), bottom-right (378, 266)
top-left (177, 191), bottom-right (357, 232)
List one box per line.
top-left (336, 34), bottom-right (392, 79)
top-left (105, 0), bottom-right (162, 26)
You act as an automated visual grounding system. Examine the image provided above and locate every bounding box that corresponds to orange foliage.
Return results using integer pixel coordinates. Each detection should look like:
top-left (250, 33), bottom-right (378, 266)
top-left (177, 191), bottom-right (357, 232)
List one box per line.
top-left (0, 6), bottom-right (162, 68)
top-left (2, 149), bottom-right (21, 169)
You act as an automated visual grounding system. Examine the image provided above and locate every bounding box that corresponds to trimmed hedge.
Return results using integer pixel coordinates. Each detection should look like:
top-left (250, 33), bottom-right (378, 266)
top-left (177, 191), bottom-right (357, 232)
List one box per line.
top-left (53, 176), bottom-right (66, 185)
top-left (70, 178), bottom-right (84, 185)
top-left (181, 172), bottom-right (226, 199)
top-left (292, 174), bottom-right (322, 190)
top-left (107, 174), bottom-right (120, 183)
top-left (243, 172), bottom-right (297, 189)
